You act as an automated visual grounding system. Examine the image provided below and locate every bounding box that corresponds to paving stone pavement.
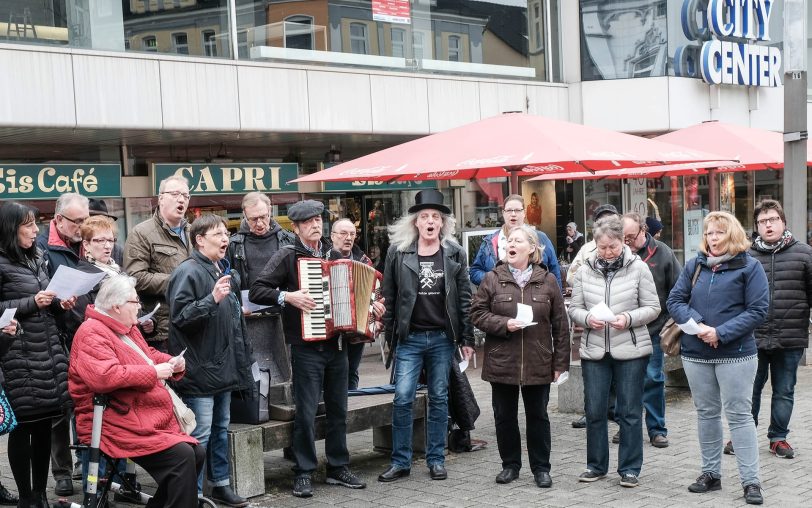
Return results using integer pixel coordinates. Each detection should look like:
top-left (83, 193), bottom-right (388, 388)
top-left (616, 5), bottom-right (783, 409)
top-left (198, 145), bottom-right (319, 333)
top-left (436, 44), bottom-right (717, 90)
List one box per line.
top-left (2, 349), bottom-right (810, 507)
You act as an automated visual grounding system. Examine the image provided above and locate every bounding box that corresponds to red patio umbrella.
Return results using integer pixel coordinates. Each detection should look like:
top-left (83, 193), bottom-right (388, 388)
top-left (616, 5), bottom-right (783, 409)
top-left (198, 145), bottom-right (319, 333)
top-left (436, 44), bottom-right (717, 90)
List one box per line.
top-left (292, 113), bottom-right (732, 192)
top-left (654, 120), bottom-right (812, 170)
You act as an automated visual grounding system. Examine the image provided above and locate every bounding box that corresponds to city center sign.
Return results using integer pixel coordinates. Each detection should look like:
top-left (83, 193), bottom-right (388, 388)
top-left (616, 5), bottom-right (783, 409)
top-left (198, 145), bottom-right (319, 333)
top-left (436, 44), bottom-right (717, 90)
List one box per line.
top-left (675, 0), bottom-right (782, 87)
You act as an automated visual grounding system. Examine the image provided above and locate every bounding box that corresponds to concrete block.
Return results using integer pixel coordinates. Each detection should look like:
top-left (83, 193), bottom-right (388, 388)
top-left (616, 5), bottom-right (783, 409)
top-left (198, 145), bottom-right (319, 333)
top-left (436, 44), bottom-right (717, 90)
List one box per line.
top-left (557, 362), bottom-right (584, 413)
top-left (664, 355), bottom-right (689, 388)
top-left (228, 425), bottom-right (265, 498)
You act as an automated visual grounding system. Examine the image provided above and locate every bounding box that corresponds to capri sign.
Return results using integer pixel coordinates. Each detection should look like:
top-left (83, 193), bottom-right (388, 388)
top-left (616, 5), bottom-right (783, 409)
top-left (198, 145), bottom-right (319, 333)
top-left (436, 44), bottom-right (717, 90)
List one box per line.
top-left (152, 163), bottom-right (299, 195)
top-left (674, 0), bottom-right (782, 87)
top-left (0, 164), bottom-right (121, 199)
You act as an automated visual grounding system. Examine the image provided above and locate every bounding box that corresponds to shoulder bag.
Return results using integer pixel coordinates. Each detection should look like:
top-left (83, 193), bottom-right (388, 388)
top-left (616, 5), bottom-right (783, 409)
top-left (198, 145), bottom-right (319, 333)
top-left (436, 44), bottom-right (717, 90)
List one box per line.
top-left (117, 333), bottom-right (196, 435)
top-left (0, 386), bottom-right (17, 436)
top-left (660, 263), bottom-right (702, 357)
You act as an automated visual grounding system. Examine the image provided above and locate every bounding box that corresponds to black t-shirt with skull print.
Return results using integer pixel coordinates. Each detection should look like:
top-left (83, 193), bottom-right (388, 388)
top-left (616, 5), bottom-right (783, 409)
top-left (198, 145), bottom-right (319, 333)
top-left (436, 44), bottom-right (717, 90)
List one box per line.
top-left (410, 248), bottom-right (446, 332)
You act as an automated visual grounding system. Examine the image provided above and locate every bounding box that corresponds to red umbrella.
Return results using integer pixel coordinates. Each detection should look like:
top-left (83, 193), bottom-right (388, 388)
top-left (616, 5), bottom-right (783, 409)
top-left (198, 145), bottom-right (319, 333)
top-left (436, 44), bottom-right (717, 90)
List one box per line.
top-left (654, 120), bottom-right (812, 170)
top-left (292, 113), bottom-right (732, 191)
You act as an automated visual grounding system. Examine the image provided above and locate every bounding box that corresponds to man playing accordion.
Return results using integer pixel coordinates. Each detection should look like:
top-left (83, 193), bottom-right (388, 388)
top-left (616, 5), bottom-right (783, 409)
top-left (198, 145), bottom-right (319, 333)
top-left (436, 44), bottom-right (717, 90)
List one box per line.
top-left (249, 199), bottom-right (385, 499)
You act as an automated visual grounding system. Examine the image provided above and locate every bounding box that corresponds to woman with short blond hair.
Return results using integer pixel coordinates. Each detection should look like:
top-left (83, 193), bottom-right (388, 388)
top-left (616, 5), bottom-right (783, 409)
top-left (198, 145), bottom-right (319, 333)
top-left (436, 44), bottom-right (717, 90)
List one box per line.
top-left (667, 211), bottom-right (769, 505)
top-left (471, 225), bottom-right (569, 488)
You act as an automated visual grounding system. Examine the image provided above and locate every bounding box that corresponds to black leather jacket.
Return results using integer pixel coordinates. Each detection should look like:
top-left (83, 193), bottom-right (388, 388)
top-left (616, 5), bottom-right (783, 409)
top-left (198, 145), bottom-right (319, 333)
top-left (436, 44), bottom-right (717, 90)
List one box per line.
top-left (382, 241), bottom-right (474, 361)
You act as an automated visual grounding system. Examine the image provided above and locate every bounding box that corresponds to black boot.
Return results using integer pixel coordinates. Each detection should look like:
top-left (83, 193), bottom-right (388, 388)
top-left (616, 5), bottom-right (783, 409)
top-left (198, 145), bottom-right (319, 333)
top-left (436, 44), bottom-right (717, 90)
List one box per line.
top-left (0, 483), bottom-right (18, 506)
top-left (29, 491), bottom-right (48, 508)
top-left (14, 497), bottom-right (28, 508)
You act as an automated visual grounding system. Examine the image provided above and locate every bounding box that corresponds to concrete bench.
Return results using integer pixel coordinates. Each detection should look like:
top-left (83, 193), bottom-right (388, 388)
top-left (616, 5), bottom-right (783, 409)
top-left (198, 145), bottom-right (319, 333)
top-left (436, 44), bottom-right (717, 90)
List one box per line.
top-left (227, 392), bottom-right (427, 498)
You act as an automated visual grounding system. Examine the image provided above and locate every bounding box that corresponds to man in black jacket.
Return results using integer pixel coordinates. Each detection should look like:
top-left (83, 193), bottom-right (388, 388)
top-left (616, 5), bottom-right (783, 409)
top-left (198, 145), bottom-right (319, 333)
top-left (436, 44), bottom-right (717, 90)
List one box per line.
top-left (622, 213), bottom-right (681, 449)
top-left (329, 218), bottom-right (375, 390)
top-left (227, 192), bottom-right (295, 387)
top-left (36, 192), bottom-right (89, 497)
top-left (745, 199), bottom-right (812, 459)
top-left (377, 189), bottom-right (475, 483)
top-left (250, 200), bottom-right (383, 498)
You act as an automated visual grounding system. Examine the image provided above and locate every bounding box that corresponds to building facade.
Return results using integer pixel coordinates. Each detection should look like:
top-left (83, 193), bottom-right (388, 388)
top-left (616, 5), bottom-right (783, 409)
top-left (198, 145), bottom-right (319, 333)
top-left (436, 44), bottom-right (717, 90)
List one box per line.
top-left (0, 0), bottom-right (809, 268)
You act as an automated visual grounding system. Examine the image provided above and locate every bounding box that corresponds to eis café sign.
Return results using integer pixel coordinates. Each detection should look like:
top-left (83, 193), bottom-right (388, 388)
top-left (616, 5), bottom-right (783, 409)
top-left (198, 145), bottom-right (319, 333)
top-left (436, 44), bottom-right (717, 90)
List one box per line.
top-left (675, 0), bottom-right (781, 87)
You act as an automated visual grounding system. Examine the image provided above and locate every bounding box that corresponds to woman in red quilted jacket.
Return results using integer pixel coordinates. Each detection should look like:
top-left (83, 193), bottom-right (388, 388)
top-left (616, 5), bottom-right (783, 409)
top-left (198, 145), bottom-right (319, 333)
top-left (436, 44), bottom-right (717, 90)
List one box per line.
top-left (69, 275), bottom-right (204, 508)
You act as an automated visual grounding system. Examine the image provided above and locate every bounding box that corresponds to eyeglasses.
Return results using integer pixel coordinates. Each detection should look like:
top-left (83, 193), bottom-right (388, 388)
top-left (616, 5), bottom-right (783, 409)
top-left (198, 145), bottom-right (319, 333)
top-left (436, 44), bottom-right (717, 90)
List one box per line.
top-left (705, 230), bottom-right (727, 238)
top-left (332, 231), bottom-right (356, 239)
top-left (126, 297), bottom-right (141, 306)
top-left (624, 228), bottom-right (643, 245)
top-left (89, 238), bottom-right (116, 246)
top-left (205, 231), bottom-right (229, 239)
top-left (161, 190), bottom-right (191, 200)
top-left (60, 215), bottom-right (88, 226)
top-left (503, 208), bottom-right (524, 215)
top-left (756, 216), bottom-right (782, 227)
top-left (246, 214), bottom-right (270, 224)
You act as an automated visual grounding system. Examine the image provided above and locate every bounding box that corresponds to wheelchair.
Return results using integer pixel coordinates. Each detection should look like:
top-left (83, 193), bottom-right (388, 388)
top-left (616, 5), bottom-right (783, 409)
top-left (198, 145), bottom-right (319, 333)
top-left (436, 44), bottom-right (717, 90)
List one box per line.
top-left (54, 394), bottom-right (217, 508)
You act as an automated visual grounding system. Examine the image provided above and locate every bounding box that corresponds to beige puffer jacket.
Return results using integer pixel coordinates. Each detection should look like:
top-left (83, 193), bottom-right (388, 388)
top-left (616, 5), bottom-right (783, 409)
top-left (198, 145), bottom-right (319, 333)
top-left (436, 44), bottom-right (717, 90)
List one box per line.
top-left (568, 245), bottom-right (659, 360)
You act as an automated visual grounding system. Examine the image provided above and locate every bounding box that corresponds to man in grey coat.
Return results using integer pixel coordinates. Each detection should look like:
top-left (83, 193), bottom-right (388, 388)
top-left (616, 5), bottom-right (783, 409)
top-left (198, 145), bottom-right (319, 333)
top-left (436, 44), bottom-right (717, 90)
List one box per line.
top-left (622, 213), bottom-right (681, 449)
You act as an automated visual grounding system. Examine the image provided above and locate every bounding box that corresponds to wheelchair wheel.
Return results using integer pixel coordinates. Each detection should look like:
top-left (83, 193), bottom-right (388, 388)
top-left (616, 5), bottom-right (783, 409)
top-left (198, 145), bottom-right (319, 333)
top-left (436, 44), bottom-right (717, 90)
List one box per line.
top-left (198, 496), bottom-right (218, 508)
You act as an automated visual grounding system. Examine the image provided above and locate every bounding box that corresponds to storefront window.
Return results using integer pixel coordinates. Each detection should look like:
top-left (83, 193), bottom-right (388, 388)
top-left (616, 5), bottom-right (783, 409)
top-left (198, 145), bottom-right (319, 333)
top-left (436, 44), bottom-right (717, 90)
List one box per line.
top-left (0, 1), bottom-right (233, 58)
top-left (240, 0), bottom-right (564, 82)
top-left (582, 179), bottom-right (622, 238)
top-left (581, 0), bottom-right (668, 80)
top-left (582, 0), bottom-right (785, 82)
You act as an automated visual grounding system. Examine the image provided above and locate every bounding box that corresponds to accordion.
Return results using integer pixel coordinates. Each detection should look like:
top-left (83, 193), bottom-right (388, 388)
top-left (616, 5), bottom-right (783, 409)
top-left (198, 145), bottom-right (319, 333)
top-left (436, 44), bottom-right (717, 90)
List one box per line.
top-left (297, 258), bottom-right (383, 342)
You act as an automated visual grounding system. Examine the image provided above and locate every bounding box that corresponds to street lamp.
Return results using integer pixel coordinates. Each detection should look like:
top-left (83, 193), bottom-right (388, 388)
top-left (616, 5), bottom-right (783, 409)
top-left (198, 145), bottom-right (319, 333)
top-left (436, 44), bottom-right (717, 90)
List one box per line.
top-left (783, 0), bottom-right (807, 240)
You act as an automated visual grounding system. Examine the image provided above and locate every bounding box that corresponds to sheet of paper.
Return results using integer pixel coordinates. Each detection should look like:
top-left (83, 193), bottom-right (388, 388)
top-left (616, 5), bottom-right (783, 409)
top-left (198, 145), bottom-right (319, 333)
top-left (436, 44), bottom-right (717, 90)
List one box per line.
top-left (678, 318), bottom-right (703, 335)
top-left (251, 361), bottom-right (261, 382)
top-left (45, 265), bottom-right (107, 300)
top-left (0, 308), bottom-right (16, 329)
top-left (553, 371), bottom-right (569, 386)
top-left (137, 302), bottom-right (160, 324)
top-left (516, 303), bottom-right (534, 324)
top-left (590, 302), bottom-right (616, 322)
top-left (458, 359), bottom-right (469, 373)
top-left (241, 290), bottom-right (271, 313)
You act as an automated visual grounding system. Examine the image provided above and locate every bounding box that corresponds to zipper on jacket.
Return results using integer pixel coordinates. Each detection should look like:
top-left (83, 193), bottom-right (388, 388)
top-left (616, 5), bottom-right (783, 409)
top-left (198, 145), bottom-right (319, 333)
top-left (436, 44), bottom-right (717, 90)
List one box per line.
top-left (520, 286), bottom-right (525, 386)
top-left (768, 252), bottom-right (776, 347)
top-left (603, 270), bottom-right (617, 354)
top-left (444, 276), bottom-right (457, 344)
top-left (630, 327), bottom-right (637, 346)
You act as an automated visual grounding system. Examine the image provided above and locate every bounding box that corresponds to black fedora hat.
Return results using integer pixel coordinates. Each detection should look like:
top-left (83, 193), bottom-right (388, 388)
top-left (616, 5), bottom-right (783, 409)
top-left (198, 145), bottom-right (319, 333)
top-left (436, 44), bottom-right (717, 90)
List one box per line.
top-left (88, 199), bottom-right (118, 221)
top-left (408, 189), bottom-right (451, 215)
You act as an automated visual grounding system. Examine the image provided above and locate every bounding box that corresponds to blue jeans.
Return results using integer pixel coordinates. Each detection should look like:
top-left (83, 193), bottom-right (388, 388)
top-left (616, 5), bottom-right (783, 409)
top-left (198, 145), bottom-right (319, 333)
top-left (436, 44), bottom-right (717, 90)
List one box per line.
top-left (582, 355), bottom-right (648, 477)
top-left (391, 330), bottom-right (454, 468)
top-left (290, 343), bottom-right (349, 476)
top-left (183, 391), bottom-right (232, 492)
top-left (643, 333), bottom-right (667, 438)
top-left (752, 347), bottom-right (804, 442)
top-left (683, 358), bottom-right (760, 487)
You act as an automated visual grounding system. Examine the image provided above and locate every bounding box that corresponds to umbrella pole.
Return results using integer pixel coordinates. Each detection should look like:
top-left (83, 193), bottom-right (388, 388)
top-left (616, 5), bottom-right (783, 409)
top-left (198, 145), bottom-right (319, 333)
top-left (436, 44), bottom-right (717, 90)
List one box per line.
top-left (708, 169), bottom-right (719, 211)
top-left (504, 166), bottom-right (523, 195)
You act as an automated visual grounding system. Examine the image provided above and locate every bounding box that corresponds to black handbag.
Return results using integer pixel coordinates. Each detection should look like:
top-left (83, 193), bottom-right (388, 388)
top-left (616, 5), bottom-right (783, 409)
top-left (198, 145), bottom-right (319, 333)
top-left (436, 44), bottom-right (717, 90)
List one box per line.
top-left (447, 349), bottom-right (480, 431)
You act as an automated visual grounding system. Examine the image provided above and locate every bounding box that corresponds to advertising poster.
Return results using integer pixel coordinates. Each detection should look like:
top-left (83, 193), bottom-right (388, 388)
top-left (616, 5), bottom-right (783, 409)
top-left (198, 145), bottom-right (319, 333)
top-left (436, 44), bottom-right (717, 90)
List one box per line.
top-left (372, 0), bottom-right (411, 24)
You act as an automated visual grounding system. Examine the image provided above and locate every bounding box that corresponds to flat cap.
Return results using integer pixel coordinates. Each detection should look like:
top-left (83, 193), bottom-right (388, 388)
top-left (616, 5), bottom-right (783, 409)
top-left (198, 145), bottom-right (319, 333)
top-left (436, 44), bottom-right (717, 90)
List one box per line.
top-left (288, 199), bottom-right (324, 222)
top-left (593, 203), bottom-right (619, 222)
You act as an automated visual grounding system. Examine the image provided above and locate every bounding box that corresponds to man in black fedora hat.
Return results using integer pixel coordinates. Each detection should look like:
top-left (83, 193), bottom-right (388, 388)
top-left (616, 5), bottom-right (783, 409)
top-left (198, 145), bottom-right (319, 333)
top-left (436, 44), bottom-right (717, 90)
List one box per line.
top-left (378, 189), bottom-right (475, 483)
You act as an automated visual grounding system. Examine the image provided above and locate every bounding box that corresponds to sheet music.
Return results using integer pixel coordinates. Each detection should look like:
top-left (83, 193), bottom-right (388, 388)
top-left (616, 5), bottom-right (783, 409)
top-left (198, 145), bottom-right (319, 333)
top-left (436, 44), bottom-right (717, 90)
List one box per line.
top-left (46, 265), bottom-right (107, 300)
top-left (0, 308), bottom-right (16, 329)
